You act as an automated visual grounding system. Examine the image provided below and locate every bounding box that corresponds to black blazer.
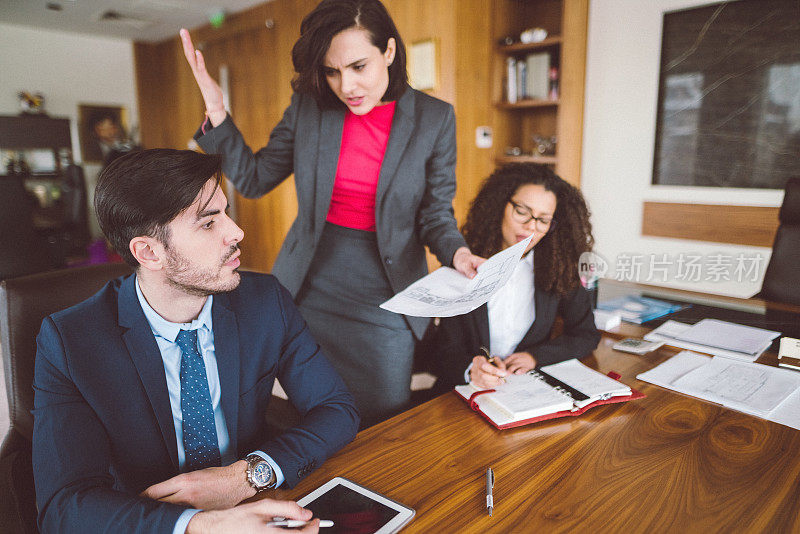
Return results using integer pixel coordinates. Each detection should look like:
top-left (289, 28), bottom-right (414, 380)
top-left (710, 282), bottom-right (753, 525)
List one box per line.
top-left (434, 276), bottom-right (601, 389)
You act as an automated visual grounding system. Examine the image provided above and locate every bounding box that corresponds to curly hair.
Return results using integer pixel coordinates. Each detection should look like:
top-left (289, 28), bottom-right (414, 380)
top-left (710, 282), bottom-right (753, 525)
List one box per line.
top-left (462, 163), bottom-right (594, 296)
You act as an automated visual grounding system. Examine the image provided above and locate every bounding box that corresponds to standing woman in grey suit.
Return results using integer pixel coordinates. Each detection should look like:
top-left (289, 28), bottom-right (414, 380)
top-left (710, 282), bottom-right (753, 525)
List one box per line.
top-left (181, 0), bottom-right (483, 426)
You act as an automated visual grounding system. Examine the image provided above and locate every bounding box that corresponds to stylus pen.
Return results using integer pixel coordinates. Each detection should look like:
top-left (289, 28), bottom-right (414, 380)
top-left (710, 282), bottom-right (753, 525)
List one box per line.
top-left (486, 467), bottom-right (494, 517)
top-left (265, 519), bottom-right (334, 528)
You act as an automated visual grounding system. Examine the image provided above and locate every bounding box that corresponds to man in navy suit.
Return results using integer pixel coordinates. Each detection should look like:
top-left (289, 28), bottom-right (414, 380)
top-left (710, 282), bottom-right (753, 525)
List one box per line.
top-left (32, 149), bottom-right (359, 533)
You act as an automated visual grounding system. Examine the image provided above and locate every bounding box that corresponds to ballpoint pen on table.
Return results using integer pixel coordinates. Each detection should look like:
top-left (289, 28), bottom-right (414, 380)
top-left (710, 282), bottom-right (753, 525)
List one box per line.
top-left (265, 519), bottom-right (334, 528)
top-left (486, 467), bottom-right (494, 517)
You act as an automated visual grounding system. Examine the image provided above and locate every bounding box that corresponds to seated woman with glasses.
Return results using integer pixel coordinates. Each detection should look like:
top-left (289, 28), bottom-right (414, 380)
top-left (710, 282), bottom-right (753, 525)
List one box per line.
top-left (433, 163), bottom-right (601, 389)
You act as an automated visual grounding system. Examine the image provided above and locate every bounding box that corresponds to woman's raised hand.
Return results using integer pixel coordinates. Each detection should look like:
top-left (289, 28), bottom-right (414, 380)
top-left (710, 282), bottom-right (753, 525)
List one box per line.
top-left (180, 28), bottom-right (227, 127)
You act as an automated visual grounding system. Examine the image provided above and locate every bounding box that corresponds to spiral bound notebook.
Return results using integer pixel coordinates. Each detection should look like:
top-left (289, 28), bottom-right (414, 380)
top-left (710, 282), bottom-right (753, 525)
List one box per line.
top-left (454, 359), bottom-right (644, 429)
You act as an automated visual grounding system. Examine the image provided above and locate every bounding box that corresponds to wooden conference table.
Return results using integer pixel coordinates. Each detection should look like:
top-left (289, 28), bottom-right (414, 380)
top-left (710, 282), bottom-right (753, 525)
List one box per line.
top-left (271, 282), bottom-right (800, 533)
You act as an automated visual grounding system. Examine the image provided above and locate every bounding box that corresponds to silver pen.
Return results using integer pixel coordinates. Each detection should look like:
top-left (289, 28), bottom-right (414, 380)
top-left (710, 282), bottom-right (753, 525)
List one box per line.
top-left (265, 519), bottom-right (334, 528)
top-left (486, 467), bottom-right (494, 517)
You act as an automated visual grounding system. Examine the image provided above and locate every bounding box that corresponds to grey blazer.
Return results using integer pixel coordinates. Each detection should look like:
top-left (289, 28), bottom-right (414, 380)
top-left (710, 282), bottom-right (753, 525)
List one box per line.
top-left (196, 87), bottom-right (467, 338)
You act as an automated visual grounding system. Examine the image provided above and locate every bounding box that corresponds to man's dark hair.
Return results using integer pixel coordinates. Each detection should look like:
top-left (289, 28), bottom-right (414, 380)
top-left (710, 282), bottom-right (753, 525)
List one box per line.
top-left (94, 148), bottom-right (223, 267)
top-left (291, 0), bottom-right (408, 109)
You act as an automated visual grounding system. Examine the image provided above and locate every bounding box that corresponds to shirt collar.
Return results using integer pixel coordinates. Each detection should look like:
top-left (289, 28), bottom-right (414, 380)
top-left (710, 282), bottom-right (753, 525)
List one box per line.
top-left (521, 251), bottom-right (534, 268)
top-left (135, 275), bottom-right (213, 342)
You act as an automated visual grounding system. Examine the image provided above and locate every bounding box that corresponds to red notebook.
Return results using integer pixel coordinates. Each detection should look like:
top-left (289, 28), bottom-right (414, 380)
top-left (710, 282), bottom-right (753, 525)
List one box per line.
top-left (454, 359), bottom-right (645, 430)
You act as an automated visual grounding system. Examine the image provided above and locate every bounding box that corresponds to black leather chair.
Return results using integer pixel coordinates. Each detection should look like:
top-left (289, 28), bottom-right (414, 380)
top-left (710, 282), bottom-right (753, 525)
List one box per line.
top-left (0, 177), bottom-right (51, 281)
top-left (0, 262), bottom-right (131, 534)
top-left (758, 177), bottom-right (800, 306)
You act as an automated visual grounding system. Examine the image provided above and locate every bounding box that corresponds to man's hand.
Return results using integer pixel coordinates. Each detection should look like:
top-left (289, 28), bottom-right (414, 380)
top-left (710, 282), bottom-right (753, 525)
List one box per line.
top-left (452, 247), bottom-right (486, 279)
top-left (504, 352), bottom-right (536, 375)
top-left (141, 460), bottom-right (254, 510)
top-left (180, 28), bottom-right (227, 127)
top-left (469, 355), bottom-right (507, 388)
top-left (187, 499), bottom-right (318, 534)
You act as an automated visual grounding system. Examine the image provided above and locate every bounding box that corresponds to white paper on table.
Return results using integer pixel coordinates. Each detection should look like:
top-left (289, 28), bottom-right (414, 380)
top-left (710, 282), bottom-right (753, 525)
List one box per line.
top-left (636, 350), bottom-right (711, 388)
top-left (644, 320), bottom-right (769, 362)
top-left (769, 387), bottom-right (800, 430)
top-left (671, 319), bottom-right (780, 355)
top-left (637, 351), bottom-right (800, 431)
top-left (671, 357), bottom-right (800, 417)
top-left (379, 234), bottom-right (534, 317)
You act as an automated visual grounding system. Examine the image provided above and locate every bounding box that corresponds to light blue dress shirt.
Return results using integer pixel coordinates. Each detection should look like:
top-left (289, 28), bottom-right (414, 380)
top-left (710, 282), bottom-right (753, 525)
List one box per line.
top-left (134, 278), bottom-right (284, 533)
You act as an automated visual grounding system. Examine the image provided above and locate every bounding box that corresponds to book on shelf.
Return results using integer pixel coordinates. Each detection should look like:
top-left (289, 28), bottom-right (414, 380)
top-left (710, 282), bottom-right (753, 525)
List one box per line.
top-left (516, 59), bottom-right (527, 100)
top-left (596, 295), bottom-right (684, 324)
top-left (506, 57), bottom-right (517, 103)
top-left (525, 52), bottom-right (550, 100)
top-left (454, 359), bottom-right (644, 429)
top-left (548, 66), bottom-right (559, 100)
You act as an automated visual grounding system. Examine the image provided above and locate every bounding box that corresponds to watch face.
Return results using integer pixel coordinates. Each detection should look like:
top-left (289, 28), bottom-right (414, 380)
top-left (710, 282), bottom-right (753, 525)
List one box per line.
top-left (253, 461), bottom-right (272, 486)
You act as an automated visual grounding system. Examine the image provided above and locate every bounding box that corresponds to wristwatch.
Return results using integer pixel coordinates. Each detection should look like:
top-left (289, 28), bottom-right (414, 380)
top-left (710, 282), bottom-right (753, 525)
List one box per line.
top-left (245, 454), bottom-right (276, 492)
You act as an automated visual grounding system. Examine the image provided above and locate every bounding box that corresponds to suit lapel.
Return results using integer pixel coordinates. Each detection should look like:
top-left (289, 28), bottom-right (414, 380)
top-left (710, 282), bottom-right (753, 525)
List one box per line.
top-left (211, 293), bottom-right (240, 455)
top-left (515, 253), bottom-right (555, 351)
top-left (475, 303), bottom-right (491, 350)
top-left (314, 108), bottom-right (345, 236)
top-left (376, 87), bottom-right (416, 204)
top-left (117, 275), bottom-right (179, 470)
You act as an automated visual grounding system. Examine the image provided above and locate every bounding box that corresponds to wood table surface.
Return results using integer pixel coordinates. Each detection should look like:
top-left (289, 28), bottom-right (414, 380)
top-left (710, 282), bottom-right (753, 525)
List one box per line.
top-left (270, 336), bottom-right (800, 533)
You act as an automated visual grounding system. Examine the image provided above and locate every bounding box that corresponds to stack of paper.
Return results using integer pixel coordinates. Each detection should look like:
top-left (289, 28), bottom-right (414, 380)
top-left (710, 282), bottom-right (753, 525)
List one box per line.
top-left (644, 319), bottom-right (779, 362)
top-left (637, 351), bottom-right (800, 430)
top-left (596, 295), bottom-right (684, 324)
top-left (380, 234), bottom-right (533, 317)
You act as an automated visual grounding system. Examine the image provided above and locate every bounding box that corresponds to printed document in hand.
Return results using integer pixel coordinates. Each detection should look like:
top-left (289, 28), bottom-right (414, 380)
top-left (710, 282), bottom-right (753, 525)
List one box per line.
top-left (637, 351), bottom-right (800, 430)
top-left (379, 234), bottom-right (534, 317)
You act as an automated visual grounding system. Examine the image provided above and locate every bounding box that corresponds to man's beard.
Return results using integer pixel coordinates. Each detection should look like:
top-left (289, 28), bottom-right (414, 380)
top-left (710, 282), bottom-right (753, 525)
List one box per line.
top-left (163, 244), bottom-right (241, 297)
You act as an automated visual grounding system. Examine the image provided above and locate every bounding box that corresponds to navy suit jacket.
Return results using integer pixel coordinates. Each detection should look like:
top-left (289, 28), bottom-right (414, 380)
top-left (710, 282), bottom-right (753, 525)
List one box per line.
top-left (32, 271), bottom-right (359, 534)
top-left (434, 277), bottom-right (601, 390)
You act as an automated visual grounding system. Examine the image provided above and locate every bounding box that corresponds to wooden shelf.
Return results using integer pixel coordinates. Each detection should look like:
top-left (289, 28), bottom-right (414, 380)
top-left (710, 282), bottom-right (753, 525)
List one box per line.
top-left (489, 0), bottom-right (587, 184)
top-left (498, 36), bottom-right (562, 54)
top-left (497, 99), bottom-right (559, 109)
top-left (496, 154), bottom-right (558, 165)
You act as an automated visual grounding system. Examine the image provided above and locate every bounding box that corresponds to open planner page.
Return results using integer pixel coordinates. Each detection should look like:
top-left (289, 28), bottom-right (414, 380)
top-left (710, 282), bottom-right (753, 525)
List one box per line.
top-left (541, 359), bottom-right (631, 407)
top-left (484, 374), bottom-right (573, 420)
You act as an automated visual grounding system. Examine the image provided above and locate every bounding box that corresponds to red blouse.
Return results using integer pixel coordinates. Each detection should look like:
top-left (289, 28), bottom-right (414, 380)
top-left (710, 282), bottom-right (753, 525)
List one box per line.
top-left (326, 101), bottom-right (396, 231)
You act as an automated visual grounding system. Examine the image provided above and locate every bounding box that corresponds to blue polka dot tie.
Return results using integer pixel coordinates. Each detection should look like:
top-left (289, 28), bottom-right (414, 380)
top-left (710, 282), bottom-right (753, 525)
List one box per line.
top-left (176, 329), bottom-right (221, 471)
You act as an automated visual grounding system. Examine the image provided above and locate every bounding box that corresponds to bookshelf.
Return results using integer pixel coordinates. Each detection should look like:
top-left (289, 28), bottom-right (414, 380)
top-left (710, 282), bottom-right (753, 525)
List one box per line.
top-left (492, 0), bottom-right (588, 185)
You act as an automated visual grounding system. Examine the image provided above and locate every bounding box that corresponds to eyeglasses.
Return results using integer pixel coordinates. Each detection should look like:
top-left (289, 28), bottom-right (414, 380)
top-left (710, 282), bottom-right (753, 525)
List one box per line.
top-left (508, 200), bottom-right (556, 232)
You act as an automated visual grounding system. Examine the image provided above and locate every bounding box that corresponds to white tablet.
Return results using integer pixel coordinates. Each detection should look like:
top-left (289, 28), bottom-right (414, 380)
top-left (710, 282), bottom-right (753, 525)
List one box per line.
top-left (296, 477), bottom-right (415, 533)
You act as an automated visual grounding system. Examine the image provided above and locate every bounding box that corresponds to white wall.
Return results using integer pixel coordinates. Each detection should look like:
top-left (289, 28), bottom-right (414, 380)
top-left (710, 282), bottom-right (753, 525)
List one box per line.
top-left (0, 22), bottom-right (139, 237)
top-left (0, 24), bottom-right (139, 434)
top-left (580, 0), bottom-right (783, 298)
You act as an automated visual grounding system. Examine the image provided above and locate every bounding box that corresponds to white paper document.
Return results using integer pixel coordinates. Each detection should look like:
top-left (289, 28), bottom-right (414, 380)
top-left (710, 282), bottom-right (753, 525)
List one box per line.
top-left (542, 359), bottom-right (630, 407)
top-left (479, 374), bottom-right (574, 420)
top-left (672, 357), bottom-right (800, 417)
top-left (672, 319), bottom-right (780, 355)
top-left (379, 234), bottom-right (534, 317)
top-left (644, 320), bottom-right (771, 362)
top-left (637, 351), bottom-right (800, 430)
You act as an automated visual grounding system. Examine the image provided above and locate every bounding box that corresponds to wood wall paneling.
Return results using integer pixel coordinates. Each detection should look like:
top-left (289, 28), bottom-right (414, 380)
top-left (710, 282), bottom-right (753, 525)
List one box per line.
top-left (555, 0), bottom-right (589, 185)
top-left (641, 202), bottom-right (780, 248)
top-left (134, 0), bottom-right (578, 272)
